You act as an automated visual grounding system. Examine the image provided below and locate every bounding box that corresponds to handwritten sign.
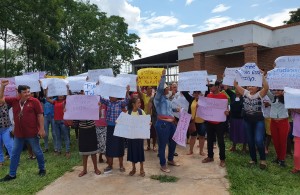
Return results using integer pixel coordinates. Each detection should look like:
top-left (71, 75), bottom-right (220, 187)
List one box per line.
top-left (64, 95), bottom-right (100, 120)
top-left (83, 82), bottom-right (97, 95)
top-left (171, 93), bottom-right (189, 118)
top-left (66, 76), bottom-right (87, 92)
top-left (275, 56), bottom-right (300, 68)
top-left (23, 71), bottom-right (46, 79)
top-left (87, 68), bottom-right (114, 82)
top-left (178, 71), bottom-right (207, 91)
top-left (117, 74), bottom-right (137, 92)
top-left (196, 96), bottom-right (227, 122)
top-left (0, 77), bottom-right (16, 97)
top-left (267, 68), bottom-right (300, 89)
top-left (284, 87), bottom-right (300, 108)
top-left (172, 110), bottom-right (191, 147)
top-left (47, 78), bottom-right (68, 97)
top-left (15, 73), bottom-right (41, 92)
top-left (95, 76), bottom-right (130, 98)
top-left (137, 68), bottom-right (163, 86)
top-left (114, 112), bottom-right (151, 139)
top-left (222, 67), bottom-right (240, 86)
top-left (235, 63), bottom-right (262, 87)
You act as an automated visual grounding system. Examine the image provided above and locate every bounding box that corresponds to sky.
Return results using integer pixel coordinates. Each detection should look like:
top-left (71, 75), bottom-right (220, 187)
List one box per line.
top-left (90, 0), bottom-right (300, 59)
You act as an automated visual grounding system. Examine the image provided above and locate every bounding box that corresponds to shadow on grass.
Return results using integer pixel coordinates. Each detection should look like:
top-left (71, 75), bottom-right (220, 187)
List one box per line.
top-left (150, 175), bottom-right (179, 183)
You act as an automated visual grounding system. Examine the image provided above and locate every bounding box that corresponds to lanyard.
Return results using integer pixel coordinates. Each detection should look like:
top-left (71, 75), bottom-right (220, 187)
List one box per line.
top-left (19, 100), bottom-right (27, 118)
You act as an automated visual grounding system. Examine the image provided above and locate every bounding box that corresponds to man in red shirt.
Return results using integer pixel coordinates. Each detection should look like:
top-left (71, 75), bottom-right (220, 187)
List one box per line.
top-left (0, 80), bottom-right (46, 182)
top-left (202, 79), bottom-right (229, 167)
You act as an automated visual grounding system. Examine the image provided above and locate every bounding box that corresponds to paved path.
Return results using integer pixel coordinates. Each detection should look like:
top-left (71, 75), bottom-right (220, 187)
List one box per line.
top-left (38, 143), bottom-right (229, 195)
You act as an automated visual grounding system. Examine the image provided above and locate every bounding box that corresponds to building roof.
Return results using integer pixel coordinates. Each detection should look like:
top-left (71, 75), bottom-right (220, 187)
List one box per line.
top-left (131, 49), bottom-right (178, 65)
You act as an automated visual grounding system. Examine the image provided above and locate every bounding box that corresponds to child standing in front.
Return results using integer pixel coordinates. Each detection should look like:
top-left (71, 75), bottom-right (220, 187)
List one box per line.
top-left (127, 97), bottom-right (147, 177)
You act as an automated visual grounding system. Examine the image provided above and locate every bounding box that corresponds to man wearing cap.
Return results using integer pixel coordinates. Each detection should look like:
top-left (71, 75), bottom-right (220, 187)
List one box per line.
top-left (154, 70), bottom-right (180, 173)
top-left (202, 79), bottom-right (229, 167)
top-left (0, 80), bottom-right (46, 182)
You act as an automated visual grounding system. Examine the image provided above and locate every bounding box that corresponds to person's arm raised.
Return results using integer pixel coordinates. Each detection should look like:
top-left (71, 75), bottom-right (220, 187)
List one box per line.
top-left (0, 80), bottom-right (9, 103)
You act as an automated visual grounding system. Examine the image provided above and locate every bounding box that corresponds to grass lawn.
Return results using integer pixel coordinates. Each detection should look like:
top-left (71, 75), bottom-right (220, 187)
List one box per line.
top-left (0, 130), bottom-right (81, 195)
top-left (226, 140), bottom-right (300, 195)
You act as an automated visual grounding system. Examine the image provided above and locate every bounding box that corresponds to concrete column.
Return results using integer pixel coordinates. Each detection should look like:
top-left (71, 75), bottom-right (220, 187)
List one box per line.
top-left (193, 52), bottom-right (205, 70)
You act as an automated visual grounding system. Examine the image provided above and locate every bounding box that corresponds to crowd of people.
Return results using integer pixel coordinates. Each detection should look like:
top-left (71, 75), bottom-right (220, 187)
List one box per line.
top-left (0, 68), bottom-right (300, 182)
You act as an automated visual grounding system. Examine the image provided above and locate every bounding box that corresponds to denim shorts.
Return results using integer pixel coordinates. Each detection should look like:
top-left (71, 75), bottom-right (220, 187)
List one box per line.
top-left (190, 123), bottom-right (206, 136)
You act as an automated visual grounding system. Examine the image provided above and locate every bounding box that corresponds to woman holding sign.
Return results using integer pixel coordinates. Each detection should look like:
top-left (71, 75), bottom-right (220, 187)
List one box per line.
top-left (234, 74), bottom-right (269, 169)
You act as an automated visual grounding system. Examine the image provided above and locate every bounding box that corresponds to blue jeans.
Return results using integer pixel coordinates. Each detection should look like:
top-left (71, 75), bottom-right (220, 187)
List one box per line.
top-left (54, 120), bottom-right (70, 152)
top-left (155, 120), bottom-right (177, 166)
top-left (244, 120), bottom-right (266, 162)
top-left (0, 127), bottom-right (13, 163)
top-left (9, 137), bottom-right (45, 176)
top-left (44, 115), bottom-right (56, 150)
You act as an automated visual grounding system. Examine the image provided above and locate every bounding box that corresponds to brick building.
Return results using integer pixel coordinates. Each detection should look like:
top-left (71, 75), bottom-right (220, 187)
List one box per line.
top-left (178, 20), bottom-right (300, 79)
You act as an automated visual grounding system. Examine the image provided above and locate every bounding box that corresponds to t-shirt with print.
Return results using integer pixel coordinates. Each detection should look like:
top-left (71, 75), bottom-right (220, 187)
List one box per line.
top-left (243, 90), bottom-right (264, 121)
top-left (0, 103), bottom-right (11, 128)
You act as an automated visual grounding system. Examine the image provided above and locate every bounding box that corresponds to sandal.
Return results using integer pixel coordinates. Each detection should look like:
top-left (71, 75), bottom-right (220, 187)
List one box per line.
top-left (27, 155), bottom-right (36, 160)
top-left (145, 147), bottom-right (151, 151)
top-left (140, 170), bottom-right (145, 177)
top-left (167, 161), bottom-right (180, 166)
top-left (94, 169), bottom-right (101, 175)
top-left (129, 168), bottom-right (136, 176)
top-left (119, 167), bottom-right (126, 172)
top-left (152, 146), bottom-right (157, 152)
top-left (78, 171), bottom-right (87, 177)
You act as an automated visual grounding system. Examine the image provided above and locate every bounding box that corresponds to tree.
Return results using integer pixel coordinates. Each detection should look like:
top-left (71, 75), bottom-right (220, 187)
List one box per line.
top-left (284, 8), bottom-right (300, 24)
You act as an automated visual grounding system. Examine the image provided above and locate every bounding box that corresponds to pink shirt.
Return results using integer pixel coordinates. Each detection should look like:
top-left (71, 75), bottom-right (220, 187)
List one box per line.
top-left (95, 104), bottom-right (107, 127)
top-left (292, 111), bottom-right (300, 137)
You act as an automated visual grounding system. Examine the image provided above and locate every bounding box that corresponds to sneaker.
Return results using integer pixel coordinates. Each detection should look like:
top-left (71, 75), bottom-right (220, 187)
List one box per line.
top-left (104, 166), bottom-right (112, 174)
top-left (278, 160), bottom-right (286, 167)
top-left (202, 157), bottom-right (214, 163)
top-left (39, 170), bottom-right (46, 176)
top-left (0, 175), bottom-right (16, 182)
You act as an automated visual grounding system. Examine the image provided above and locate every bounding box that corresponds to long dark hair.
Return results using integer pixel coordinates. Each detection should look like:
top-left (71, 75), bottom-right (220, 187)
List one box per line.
top-left (273, 95), bottom-right (285, 104)
top-left (127, 97), bottom-right (140, 111)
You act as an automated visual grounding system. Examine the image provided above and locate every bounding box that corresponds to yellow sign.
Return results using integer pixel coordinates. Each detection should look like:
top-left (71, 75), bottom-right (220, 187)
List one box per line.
top-left (45, 75), bottom-right (67, 79)
top-left (137, 68), bottom-right (163, 86)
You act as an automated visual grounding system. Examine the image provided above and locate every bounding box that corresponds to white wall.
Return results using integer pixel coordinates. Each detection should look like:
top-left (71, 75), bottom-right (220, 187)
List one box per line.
top-left (178, 45), bottom-right (194, 61)
top-left (272, 25), bottom-right (300, 47)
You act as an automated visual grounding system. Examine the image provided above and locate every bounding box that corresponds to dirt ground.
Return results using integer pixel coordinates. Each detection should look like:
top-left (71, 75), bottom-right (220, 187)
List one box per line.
top-left (37, 143), bottom-right (230, 195)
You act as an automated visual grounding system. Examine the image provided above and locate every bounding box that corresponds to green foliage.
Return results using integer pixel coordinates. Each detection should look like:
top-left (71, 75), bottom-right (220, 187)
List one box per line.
top-left (284, 8), bottom-right (300, 24)
top-left (150, 174), bottom-right (179, 183)
top-left (0, 0), bottom-right (140, 77)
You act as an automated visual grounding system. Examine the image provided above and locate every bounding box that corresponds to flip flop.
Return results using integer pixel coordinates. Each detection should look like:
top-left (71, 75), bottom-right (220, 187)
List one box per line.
top-left (94, 169), bottom-right (101, 175)
top-left (140, 171), bottom-right (145, 177)
top-left (152, 146), bottom-right (157, 152)
top-left (145, 147), bottom-right (151, 151)
top-left (129, 169), bottom-right (136, 176)
top-left (78, 171), bottom-right (87, 177)
top-left (160, 167), bottom-right (170, 173)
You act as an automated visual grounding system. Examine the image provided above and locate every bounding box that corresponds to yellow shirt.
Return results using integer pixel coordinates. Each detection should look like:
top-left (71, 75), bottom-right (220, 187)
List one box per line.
top-left (142, 93), bottom-right (151, 114)
top-left (191, 100), bottom-right (204, 123)
top-left (129, 109), bottom-right (146, 116)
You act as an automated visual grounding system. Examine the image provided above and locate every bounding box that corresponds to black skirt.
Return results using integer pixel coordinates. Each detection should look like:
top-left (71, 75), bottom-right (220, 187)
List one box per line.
top-left (78, 126), bottom-right (98, 155)
top-left (127, 139), bottom-right (145, 163)
top-left (106, 125), bottom-right (125, 157)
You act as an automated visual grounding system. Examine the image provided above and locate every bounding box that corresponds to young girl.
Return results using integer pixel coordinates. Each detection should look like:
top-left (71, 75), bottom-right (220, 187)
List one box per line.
top-left (291, 109), bottom-right (300, 173)
top-left (267, 90), bottom-right (289, 167)
top-left (127, 97), bottom-right (146, 177)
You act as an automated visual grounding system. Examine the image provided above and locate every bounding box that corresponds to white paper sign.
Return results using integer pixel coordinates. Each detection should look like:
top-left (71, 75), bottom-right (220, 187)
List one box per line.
top-left (275, 56), bottom-right (300, 69)
top-left (267, 68), bottom-right (300, 89)
top-left (284, 87), bottom-right (300, 108)
top-left (15, 73), bottom-right (41, 92)
top-left (117, 74), bottom-right (137, 92)
top-left (207, 75), bottom-right (217, 81)
top-left (47, 78), bottom-right (68, 97)
top-left (222, 67), bottom-right (240, 86)
top-left (95, 76), bottom-right (130, 98)
top-left (171, 93), bottom-right (189, 118)
top-left (196, 96), bottom-right (227, 122)
top-left (87, 68), bottom-right (113, 82)
top-left (235, 63), bottom-right (262, 87)
top-left (66, 76), bottom-right (87, 92)
top-left (178, 71), bottom-right (208, 91)
top-left (114, 112), bottom-right (151, 139)
top-left (64, 95), bottom-right (100, 120)
top-left (172, 110), bottom-right (191, 147)
top-left (83, 82), bottom-right (97, 95)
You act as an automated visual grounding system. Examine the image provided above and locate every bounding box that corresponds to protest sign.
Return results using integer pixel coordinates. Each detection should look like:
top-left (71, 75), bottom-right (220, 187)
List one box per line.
top-left (267, 68), bottom-right (300, 89)
top-left (83, 82), bottom-right (97, 95)
top-left (0, 77), bottom-right (16, 97)
top-left (117, 74), bottom-right (137, 92)
top-left (178, 71), bottom-right (207, 92)
top-left (137, 68), bottom-right (163, 86)
top-left (172, 110), bottom-right (191, 147)
top-left (47, 78), bottom-right (68, 97)
top-left (196, 96), bottom-right (227, 122)
top-left (284, 87), bottom-right (300, 108)
top-left (66, 76), bottom-right (87, 92)
top-left (275, 56), bottom-right (300, 69)
top-left (23, 71), bottom-right (46, 79)
top-left (235, 63), bottom-right (262, 87)
top-left (207, 75), bottom-right (217, 81)
top-left (64, 95), bottom-right (100, 120)
top-left (222, 67), bottom-right (240, 86)
top-left (87, 68), bottom-right (114, 82)
top-left (15, 73), bottom-right (41, 92)
top-left (45, 75), bottom-right (66, 79)
top-left (95, 76), bottom-right (130, 98)
top-left (171, 93), bottom-right (189, 118)
top-left (114, 112), bottom-right (151, 139)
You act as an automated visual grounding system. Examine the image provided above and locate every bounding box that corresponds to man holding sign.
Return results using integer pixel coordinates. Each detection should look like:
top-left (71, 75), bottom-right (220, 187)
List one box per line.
top-left (202, 79), bottom-right (229, 168)
top-left (0, 80), bottom-right (46, 182)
